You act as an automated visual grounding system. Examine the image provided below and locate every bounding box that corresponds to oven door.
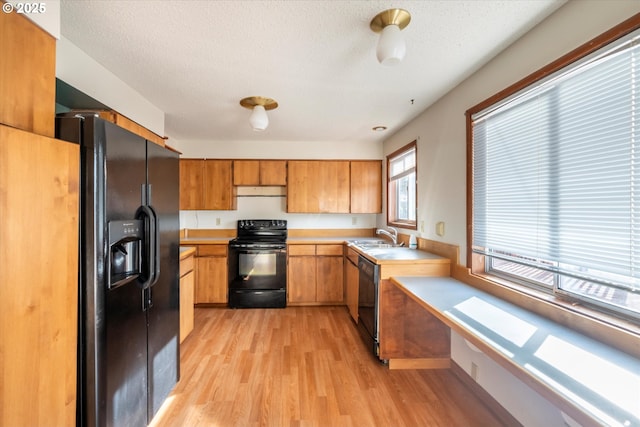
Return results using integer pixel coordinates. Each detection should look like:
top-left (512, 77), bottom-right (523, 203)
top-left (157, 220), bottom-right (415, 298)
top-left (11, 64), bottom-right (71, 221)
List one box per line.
top-left (228, 246), bottom-right (287, 290)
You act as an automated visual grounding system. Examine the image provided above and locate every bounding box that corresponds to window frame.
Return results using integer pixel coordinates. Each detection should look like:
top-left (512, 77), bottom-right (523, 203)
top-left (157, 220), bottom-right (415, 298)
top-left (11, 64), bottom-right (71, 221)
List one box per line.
top-left (386, 141), bottom-right (418, 230)
top-left (466, 14), bottom-right (640, 322)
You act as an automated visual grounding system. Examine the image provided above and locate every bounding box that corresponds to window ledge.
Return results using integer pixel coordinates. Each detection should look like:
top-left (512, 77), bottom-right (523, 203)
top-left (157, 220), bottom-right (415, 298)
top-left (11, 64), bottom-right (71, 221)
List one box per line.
top-left (458, 269), bottom-right (640, 359)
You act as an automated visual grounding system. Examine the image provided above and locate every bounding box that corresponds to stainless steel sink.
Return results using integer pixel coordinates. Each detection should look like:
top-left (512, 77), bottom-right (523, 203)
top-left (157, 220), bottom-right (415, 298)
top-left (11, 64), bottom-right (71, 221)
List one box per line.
top-left (348, 240), bottom-right (404, 250)
top-left (348, 239), bottom-right (387, 246)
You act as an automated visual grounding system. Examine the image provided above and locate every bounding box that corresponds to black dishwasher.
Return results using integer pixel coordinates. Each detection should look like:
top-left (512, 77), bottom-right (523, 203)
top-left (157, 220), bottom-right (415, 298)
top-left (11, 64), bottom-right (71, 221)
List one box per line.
top-left (357, 256), bottom-right (380, 358)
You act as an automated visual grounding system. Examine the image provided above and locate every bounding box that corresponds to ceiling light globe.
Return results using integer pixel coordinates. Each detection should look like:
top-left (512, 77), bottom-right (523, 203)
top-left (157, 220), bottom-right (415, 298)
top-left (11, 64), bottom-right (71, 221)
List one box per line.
top-left (249, 105), bottom-right (269, 131)
top-left (376, 24), bottom-right (405, 65)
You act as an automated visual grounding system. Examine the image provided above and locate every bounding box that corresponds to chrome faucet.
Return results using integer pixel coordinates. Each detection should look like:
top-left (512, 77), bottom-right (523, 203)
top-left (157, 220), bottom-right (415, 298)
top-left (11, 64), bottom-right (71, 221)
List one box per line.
top-left (376, 227), bottom-right (398, 245)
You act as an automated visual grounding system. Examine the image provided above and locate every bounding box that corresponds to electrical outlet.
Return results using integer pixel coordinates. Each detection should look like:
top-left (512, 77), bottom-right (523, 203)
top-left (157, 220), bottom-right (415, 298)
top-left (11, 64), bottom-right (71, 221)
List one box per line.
top-left (420, 220), bottom-right (425, 232)
top-left (215, 217), bottom-right (221, 226)
top-left (471, 362), bottom-right (479, 381)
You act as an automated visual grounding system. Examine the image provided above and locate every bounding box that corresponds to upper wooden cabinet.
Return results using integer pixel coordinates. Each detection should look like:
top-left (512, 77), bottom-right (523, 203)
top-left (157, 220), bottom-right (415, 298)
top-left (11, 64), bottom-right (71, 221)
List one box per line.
top-left (234, 160), bottom-right (287, 186)
top-left (180, 159), bottom-right (204, 210)
top-left (287, 160), bottom-right (350, 213)
top-left (350, 160), bottom-right (382, 213)
top-left (180, 159), bottom-right (236, 210)
top-left (180, 158), bottom-right (381, 213)
top-left (0, 10), bottom-right (56, 137)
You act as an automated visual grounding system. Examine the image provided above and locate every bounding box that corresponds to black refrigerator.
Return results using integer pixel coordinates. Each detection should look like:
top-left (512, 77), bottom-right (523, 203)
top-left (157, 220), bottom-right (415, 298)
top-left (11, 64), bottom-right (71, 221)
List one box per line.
top-left (56, 114), bottom-right (180, 427)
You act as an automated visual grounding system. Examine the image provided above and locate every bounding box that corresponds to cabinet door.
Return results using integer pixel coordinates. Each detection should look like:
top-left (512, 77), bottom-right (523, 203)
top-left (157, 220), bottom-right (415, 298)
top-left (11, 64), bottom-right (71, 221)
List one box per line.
top-left (203, 160), bottom-right (236, 210)
top-left (179, 270), bottom-right (195, 342)
top-left (233, 160), bottom-right (260, 185)
top-left (287, 256), bottom-right (317, 303)
top-left (195, 256), bottom-right (228, 303)
top-left (180, 159), bottom-right (204, 210)
top-left (317, 256), bottom-right (344, 303)
top-left (351, 160), bottom-right (382, 213)
top-left (345, 257), bottom-right (359, 322)
top-left (0, 11), bottom-right (55, 137)
top-left (287, 161), bottom-right (350, 213)
top-left (260, 160), bottom-right (287, 185)
top-left (1, 125), bottom-right (79, 427)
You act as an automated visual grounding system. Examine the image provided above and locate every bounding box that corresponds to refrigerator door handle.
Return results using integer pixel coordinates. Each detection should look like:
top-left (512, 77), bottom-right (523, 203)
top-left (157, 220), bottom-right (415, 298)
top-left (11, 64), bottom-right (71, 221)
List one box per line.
top-left (149, 205), bottom-right (161, 288)
top-left (135, 205), bottom-right (157, 290)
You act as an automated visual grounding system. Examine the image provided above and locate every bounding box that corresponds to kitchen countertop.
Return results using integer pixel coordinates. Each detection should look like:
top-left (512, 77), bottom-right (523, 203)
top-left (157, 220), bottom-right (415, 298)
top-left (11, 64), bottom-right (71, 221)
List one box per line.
top-left (179, 246), bottom-right (196, 259)
top-left (180, 237), bottom-right (233, 245)
top-left (179, 235), bottom-right (449, 265)
top-left (391, 276), bottom-right (640, 427)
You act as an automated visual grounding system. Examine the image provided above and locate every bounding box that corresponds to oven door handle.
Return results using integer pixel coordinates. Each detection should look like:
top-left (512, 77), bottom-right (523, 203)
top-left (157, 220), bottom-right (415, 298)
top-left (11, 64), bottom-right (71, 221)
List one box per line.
top-left (229, 248), bottom-right (286, 254)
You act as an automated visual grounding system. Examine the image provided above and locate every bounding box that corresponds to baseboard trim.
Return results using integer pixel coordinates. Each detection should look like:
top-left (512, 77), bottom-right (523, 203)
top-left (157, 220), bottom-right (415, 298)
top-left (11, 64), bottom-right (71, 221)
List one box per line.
top-left (388, 357), bottom-right (450, 370)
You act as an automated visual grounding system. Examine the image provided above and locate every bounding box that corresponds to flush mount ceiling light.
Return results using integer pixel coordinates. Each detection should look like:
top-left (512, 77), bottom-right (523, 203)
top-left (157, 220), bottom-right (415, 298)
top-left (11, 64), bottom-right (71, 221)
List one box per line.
top-left (239, 96), bottom-right (278, 131)
top-left (370, 8), bottom-right (411, 66)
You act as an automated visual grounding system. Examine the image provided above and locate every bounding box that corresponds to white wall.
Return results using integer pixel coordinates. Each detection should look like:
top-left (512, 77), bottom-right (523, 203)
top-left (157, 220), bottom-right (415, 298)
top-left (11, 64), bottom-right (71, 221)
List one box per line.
top-left (382, 0), bottom-right (640, 264)
top-left (55, 37), bottom-right (165, 136)
top-left (173, 138), bottom-right (383, 230)
top-left (382, 1), bottom-right (640, 426)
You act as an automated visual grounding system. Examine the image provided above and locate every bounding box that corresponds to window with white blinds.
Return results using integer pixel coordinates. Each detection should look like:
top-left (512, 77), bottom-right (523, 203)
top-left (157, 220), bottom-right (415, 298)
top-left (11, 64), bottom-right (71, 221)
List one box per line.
top-left (471, 28), bottom-right (640, 319)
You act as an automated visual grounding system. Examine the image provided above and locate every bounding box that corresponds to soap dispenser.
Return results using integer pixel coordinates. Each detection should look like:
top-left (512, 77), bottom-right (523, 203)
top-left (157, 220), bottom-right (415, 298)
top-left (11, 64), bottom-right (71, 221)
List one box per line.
top-left (409, 234), bottom-right (417, 249)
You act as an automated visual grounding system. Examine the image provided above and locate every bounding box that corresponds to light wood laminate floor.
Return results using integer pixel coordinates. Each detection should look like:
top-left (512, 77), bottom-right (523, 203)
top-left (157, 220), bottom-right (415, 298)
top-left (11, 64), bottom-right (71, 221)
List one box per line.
top-left (149, 306), bottom-right (509, 427)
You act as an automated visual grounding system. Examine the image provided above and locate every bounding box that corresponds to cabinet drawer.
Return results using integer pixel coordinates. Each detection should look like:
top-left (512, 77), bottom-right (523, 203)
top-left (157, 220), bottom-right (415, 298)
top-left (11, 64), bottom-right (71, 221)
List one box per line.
top-left (197, 244), bottom-right (228, 256)
top-left (288, 244), bottom-right (316, 256)
top-left (180, 255), bottom-right (195, 277)
top-left (316, 244), bottom-right (343, 256)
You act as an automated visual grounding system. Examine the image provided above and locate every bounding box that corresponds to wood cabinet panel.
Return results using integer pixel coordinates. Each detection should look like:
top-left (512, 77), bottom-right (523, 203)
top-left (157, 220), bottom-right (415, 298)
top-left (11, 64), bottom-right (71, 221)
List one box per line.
top-left (287, 161), bottom-right (350, 213)
top-left (203, 160), bottom-right (236, 210)
top-left (316, 244), bottom-right (343, 256)
top-left (378, 279), bottom-right (450, 362)
top-left (316, 256), bottom-right (344, 303)
top-left (0, 10), bottom-right (55, 137)
top-left (288, 244), bottom-right (344, 304)
top-left (179, 270), bottom-right (195, 343)
top-left (345, 255), bottom-right (359, 322)
top-left (180, 159), bottom-right (236, 210)
top-left (233, 160), bottom-right (287, 186)
top-left (288, 257), bottom-right (317, 303)
top-left (195, 255), bottom-right (228, 303)
top-left (198, 245), bottom-right (228, 256)
top-left (351, 160), bottom-right (382, 213)
top-left (1, 125), bottom-right (79, 427)
top-left (180, 159), bottom-right (204, 210)
top-left (288, 245), bottom-right (316, 256)
top-left (233, 160), bottom-right (260, 185)
top-left (260, 160), bottom-right (287, 185)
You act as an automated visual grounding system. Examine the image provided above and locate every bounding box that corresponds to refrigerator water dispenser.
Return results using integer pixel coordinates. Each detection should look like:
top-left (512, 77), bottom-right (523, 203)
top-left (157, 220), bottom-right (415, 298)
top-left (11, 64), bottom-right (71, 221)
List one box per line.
top-left (108, 219), bottom-right (143, 289)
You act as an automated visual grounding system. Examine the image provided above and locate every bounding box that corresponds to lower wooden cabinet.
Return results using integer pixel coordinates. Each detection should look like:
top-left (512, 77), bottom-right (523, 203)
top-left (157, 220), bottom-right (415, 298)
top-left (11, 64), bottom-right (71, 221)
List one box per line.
top-left (195, 245), bottom-right (228, 304)
top-left (344, 248), bottom-right (359, 322)
top-left (179, 249), bottom-right (195, 342)
top-left (288, 244), bottom-right (344, 304)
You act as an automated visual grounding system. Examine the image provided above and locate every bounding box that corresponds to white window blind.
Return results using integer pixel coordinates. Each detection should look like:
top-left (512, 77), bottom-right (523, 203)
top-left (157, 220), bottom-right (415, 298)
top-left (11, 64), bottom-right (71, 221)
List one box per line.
top-left (472, 29), bottom-right (640, 316)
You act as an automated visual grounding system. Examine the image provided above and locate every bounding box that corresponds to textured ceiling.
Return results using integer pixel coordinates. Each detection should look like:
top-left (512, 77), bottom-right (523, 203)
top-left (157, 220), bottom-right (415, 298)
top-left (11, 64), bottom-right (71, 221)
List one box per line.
top-left (60, 0), bottom-right (565, 144)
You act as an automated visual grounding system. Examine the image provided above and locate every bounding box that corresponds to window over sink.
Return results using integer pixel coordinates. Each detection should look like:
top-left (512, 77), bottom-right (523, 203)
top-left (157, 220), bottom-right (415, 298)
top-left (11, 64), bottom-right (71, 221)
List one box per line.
top-left (387, 141), bottom-right (417, 229)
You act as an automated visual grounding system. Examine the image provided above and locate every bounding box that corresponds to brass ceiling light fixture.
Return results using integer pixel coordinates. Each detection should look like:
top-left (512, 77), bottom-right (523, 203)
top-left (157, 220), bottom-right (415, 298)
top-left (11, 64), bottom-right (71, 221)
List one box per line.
top-left (240, 96), bottom-right (278, 131)
top-left (370, 8), bottom-right (411, 66)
